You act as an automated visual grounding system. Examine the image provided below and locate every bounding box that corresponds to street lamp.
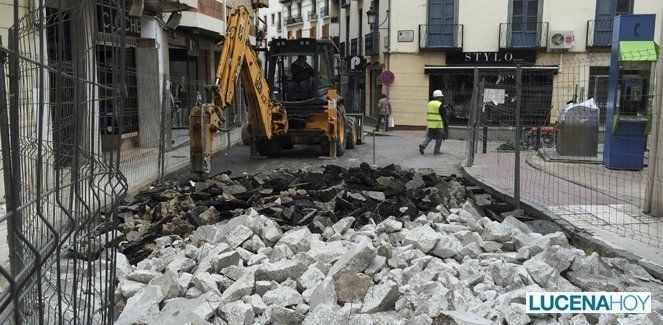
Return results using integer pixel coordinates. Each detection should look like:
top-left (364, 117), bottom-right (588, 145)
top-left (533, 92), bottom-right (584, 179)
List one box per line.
top-left (366, 5), bottom-right (376, 26)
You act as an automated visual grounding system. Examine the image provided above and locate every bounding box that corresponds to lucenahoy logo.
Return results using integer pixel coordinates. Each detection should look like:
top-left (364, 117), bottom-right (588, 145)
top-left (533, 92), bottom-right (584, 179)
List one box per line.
top-left (526, 292), bottom-right (651, 314)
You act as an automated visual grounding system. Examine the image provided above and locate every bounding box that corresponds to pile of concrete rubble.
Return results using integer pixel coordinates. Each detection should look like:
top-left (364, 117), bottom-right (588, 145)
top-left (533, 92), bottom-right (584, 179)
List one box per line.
top-left (114, 164), bottom-right (663, 324)
top-left (117, 163), bottom-right (467, 265)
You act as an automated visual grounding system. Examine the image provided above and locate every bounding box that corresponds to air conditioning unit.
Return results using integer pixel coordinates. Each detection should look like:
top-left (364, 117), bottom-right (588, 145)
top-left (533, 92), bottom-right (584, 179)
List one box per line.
top-left (548, 31), bottom-right (574, 50)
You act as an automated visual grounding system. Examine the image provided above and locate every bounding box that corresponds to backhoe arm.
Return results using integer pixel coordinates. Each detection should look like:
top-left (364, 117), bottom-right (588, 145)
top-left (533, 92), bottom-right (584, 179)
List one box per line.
top-left (189, 7), bottom-right (287, 175)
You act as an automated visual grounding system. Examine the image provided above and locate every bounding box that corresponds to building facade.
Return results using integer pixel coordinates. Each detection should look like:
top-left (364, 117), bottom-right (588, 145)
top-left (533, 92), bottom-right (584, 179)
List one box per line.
top-left (340, 0), bottom-right (663, 127)
top-left (258, 0), bottom-right (285, 46)
top-left (279, 0), bottom-right (339, 40)
top-left (338, 0), bottom-right (388, 116)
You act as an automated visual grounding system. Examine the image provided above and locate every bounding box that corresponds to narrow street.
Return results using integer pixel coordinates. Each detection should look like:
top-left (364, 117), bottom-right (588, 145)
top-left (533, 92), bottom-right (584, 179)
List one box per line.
top-left (173, 130), bottom-right (466, 180)
top-left (2, 0), bottom-right (663, 323)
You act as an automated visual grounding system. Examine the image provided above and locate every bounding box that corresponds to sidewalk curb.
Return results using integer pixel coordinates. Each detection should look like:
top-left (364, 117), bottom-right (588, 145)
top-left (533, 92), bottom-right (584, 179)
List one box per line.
top-left (462, 166), bottom-right (663, 281)
top-left (160, 136), bottom-right (243, 183)
top-left (126, 132), bottom-right (242, 195)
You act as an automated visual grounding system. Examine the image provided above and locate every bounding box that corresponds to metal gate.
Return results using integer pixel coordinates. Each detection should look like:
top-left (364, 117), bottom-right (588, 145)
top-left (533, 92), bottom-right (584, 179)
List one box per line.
top-left (0, 0), bottom-right (128, 323)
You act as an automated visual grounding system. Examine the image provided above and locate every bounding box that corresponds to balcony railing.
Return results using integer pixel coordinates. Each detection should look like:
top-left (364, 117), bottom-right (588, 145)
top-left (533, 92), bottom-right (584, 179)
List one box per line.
top-left (365, 32), bottom-right (380, 55)
top-left (308, 10), bottom-right (318, 20)
top-left (586, 20), bottom-right (612, 48)
top-left (319, 6), bottom-right (329, 17)
top-left (499, 22), bottom-right (548, 49)
top-left (418, 24), bottom-right (463, 51)
top-left (286, 15), bottom-right (303, 25)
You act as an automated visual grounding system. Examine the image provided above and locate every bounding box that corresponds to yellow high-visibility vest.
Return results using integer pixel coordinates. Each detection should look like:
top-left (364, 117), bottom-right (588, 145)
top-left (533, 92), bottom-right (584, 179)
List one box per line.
top-left (426, 100), bottom-right (444, 129)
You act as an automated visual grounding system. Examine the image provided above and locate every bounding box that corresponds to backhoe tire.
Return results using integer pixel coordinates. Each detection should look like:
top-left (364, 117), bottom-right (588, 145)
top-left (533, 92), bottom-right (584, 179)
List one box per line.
top-left (241, 126), bottom-right (251, 145)
top-left (257, 139), bottom-right (281, 156)
top-left (281, 137), bottom-right (295, 149)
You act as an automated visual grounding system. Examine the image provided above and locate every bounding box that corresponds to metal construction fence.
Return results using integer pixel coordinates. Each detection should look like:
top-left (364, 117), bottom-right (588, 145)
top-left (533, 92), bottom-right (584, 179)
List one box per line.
top-left (117, 71), bottom-right (246, 191)
top-left (464, 48), bottom-right (663, 250)
top-left (0, 0), bottom-right (128, 323)
top-left (0, 1), bottom-right (247, 323)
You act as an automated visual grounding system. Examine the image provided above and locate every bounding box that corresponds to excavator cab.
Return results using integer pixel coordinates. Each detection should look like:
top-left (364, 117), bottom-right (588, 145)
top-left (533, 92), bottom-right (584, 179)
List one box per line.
top-left (266, 38), bottom-right (336, 103)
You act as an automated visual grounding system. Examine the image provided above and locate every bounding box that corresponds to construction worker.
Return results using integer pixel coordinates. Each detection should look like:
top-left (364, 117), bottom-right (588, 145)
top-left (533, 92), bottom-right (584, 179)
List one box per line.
top-left (291, 55), bottom-right (315, 82)
top-left (419, 90), bottom-right (449, 155)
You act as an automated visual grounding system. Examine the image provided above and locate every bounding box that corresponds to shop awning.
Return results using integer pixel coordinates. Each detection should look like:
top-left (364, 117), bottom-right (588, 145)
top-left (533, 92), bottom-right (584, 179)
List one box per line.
top-left (424, 65), bottom-right (559, 74)
top-left (619, 41), bottom-right (659, 62)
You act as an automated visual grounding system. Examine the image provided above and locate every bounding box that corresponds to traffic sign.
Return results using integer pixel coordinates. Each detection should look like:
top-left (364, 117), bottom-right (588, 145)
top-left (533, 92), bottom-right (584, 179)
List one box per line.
top-left (378, 70), bottom-right (395, 85)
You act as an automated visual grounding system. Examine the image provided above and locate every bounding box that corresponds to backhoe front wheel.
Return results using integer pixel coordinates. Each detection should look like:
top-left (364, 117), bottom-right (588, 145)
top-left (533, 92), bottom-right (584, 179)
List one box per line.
top-left (256, 139), bottom-right (282, 156)
top-left (321, 111), bottom-right (347, 157)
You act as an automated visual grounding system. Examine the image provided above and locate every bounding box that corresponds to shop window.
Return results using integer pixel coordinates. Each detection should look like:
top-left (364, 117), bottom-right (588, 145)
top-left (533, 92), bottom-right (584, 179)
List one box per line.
top-left (96, 45), bottom-right (139, 134)
top-left (588, 67), bottom-right (610, 124)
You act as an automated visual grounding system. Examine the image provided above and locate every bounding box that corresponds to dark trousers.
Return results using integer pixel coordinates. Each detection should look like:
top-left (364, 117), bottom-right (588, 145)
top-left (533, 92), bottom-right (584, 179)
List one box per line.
top-left (375, 114), bottom-right (389, 132)
top-left (420, 135), bottom-right (443, 153)
top-left (420, 128), bottom-right (444, 153)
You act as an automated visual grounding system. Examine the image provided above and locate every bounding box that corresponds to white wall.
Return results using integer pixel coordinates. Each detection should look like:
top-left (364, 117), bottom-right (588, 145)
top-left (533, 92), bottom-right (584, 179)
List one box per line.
top-left (634, 0), bottom-right (663, 42)
top-left (389, 0), bottom-right (427, 53)
top-left (258, 0), bottom-right (284, 42)
top-left (457, 0), bottom-right (508, 52)
top-left (340, 0), bottom-right (370, 47)
top-left (180, 12), bottom-right (225, 34)
top-left (542, 0), bottom-right (595, 52)
top-left (282, 0), bottom-right (336, 39)
top-left (141, 18), bottom-right (169, 79)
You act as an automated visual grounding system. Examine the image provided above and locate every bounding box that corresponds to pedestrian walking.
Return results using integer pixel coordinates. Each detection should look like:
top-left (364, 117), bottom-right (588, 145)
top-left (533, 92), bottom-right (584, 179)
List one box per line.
top-left (419, 90), bottom-right (449, 155)
top-left (374, 93), bottom-right (391, 133)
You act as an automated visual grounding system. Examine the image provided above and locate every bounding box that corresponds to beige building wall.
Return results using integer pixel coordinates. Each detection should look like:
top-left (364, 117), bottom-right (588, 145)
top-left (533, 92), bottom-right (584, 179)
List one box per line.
top-left (382, 0), bottom-right (663, 126)
top-left (458, 0), bottom-right (508, 52)
top-left (385, 0), bottom-right (426, 54)
top-left (537, 52), bottom-right (611, 121)
top-left (388, 53), bottom-right (445, 126)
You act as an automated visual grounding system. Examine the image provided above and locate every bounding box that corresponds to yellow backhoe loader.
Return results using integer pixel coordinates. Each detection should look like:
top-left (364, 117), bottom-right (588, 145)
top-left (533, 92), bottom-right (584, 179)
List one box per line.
top-left (189, 6), bottom-right (359, 176)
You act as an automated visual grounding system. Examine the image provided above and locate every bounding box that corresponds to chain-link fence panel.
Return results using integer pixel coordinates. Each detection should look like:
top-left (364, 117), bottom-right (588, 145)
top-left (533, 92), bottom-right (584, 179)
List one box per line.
top-left (0, 1), bottom-right (128, 323)
top-left (465, 48), bottom-right (663, 250)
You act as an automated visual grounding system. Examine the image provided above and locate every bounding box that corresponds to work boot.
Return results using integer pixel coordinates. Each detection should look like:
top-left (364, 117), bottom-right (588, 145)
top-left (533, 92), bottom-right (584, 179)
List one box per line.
top-left (419, 145), bottom-right (425, 155)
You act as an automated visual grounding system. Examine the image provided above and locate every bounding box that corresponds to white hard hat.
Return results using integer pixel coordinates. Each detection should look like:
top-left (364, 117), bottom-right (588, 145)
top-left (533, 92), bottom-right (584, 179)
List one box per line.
top-left (433, 90), bottom-right (443, 97)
